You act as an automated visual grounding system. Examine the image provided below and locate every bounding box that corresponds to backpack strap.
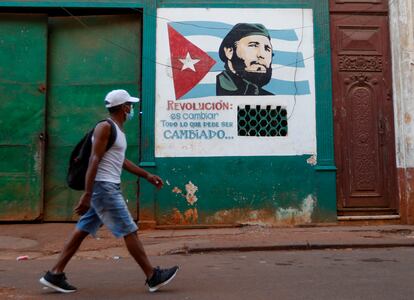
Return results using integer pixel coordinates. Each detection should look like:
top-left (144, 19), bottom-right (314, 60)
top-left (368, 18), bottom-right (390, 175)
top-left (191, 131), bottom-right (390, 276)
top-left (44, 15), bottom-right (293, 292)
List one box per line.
top-left (95, 119), bottom-right (117, 151)
top-left (105, 118), bottom-right (117, 150)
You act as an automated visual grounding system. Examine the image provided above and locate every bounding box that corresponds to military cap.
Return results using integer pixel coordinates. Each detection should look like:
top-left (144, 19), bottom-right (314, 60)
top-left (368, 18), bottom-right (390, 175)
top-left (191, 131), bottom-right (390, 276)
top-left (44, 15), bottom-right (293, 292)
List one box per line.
top-left (219, 23), bottom-right (271, 62)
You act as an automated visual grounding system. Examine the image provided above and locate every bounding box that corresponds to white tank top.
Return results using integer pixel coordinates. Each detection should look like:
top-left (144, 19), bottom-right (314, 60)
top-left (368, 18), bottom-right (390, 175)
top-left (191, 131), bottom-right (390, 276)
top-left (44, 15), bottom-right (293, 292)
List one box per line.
top-left (94, 120), bottom-right (127, 183)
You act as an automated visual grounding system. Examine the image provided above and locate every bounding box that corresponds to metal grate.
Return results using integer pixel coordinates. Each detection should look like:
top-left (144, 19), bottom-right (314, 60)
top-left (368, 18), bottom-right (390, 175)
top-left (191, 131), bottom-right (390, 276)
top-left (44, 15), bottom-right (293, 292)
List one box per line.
top-left (238, 105), bottom-right (288, 137)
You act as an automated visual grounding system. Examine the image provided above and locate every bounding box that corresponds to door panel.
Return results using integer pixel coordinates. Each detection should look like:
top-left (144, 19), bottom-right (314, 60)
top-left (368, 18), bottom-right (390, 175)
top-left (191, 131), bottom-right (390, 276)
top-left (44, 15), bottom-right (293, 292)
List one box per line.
top-left (344, 73), bottom-right (384, 205)
top-left (44, 15), bottom-right (142, 221)
top-left (330, 12), bottom-right (397, 213)
top-left (330, 0), bottom-right (388, 13)
top-left (0, 15), bottom-right (47, 220)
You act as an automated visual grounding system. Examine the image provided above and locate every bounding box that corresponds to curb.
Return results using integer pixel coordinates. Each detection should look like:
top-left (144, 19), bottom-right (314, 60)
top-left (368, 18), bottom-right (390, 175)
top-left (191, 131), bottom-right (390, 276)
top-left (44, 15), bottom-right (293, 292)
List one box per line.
top-left (165, 242), bottom-right (414, 255)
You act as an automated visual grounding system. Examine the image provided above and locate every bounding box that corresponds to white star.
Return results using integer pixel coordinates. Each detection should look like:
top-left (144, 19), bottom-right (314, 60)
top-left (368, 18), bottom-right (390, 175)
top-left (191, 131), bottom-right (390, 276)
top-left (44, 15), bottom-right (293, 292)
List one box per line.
top-left (179, 52), bottom-right (200, 72)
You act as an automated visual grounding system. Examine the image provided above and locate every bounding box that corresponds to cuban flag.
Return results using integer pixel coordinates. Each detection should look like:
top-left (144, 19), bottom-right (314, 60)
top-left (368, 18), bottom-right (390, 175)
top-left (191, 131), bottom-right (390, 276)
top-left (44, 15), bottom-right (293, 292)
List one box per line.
top-left (167, 21), bottom-right (311, 100)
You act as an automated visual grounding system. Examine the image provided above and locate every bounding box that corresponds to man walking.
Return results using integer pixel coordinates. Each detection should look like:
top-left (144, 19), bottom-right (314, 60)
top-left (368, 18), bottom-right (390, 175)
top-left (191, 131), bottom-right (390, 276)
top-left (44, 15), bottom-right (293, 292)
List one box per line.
top-left (40, 89), bottom-right (178, 293)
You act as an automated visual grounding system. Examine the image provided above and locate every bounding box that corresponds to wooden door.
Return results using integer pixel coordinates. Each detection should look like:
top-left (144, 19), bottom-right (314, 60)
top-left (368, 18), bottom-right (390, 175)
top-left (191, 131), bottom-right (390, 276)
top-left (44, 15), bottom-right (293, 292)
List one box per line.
top-left (330, 1), bottom-right (398, 214)
top-left (44, 14), bottom-right (142, 220)
top-left (0, 15), bottom-right (47, 220)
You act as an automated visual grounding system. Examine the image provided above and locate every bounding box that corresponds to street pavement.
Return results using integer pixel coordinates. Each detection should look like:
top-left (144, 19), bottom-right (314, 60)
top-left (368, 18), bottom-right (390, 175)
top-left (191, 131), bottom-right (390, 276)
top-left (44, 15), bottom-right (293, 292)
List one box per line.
top-left (1, 248), bottom-right (414, 299)
top-left (1, 224), bottom-right (414, 299)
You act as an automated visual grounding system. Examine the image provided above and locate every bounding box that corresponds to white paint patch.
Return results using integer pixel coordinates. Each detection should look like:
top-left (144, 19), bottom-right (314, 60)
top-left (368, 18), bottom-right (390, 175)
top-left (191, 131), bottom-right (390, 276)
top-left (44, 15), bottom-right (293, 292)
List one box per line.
top-left (171, 181), bottom-right (199, 206)
top-left (185, 181), bottom-right (198, 205)
top-left (276, 194), bottom-right (316, 223)
top-left (306, 154), bottom-right (317, 166)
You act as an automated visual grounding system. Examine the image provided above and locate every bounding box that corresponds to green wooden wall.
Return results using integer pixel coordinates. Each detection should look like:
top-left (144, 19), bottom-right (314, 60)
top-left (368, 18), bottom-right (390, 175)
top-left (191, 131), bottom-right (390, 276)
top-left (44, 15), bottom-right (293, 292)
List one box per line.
top-left (0, 0), bottom-right (336, 224)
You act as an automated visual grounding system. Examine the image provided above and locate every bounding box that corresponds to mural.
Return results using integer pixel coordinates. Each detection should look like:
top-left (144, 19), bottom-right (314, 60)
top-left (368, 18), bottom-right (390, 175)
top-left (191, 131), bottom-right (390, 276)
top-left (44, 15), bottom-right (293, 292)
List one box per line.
top-left (156, 8), bottom-right (316, 157)
top-left (216, 23), bottom-right (274, 96)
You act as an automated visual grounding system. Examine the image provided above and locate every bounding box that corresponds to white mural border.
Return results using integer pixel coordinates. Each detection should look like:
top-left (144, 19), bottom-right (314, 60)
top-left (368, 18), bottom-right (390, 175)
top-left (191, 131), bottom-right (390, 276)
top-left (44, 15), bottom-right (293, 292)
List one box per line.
top-left (155, 8), bottom-right (316, 157)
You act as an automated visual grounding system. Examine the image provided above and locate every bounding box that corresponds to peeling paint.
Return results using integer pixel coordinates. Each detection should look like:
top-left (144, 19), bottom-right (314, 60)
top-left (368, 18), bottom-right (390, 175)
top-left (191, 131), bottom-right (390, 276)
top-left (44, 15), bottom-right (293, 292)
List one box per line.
top-left (172, 187), bottom-right (182, 194)
top-left (405, 113), bottom-right (412, 124)
top-left (206, 195), bottom-right (317, 226)
top-left (169, 208), bottom-right (198, 224)
top-left (171, 181), bottom-right (199, 206)
top-left (185, 181), bottom-right (198, 205)
top-left (306, 155), bottom-right (317, 166)
top-left (276, 195), bottom-right (316, 224)
top-left (184, 207), bottom-right (198, 222)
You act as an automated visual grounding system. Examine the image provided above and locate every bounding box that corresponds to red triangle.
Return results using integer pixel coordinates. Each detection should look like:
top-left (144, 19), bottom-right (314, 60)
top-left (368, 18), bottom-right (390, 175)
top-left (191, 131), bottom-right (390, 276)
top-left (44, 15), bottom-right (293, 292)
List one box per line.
top-left (168, 25), bottom-right (216, 100)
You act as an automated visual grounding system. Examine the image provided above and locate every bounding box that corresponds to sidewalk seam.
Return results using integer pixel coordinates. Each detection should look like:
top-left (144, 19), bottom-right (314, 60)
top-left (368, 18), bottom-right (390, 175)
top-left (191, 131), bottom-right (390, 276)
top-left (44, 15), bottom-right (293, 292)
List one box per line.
top-left (165, 243), bottom-right (414, 255)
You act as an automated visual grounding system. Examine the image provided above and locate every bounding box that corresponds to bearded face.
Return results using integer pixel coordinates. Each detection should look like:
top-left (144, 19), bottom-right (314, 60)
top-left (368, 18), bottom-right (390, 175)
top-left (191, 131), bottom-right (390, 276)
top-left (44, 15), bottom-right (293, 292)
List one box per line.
top-left (229, 35), bottom-right (273, 87)
top-left (231, 54), bottom-right (273, 87)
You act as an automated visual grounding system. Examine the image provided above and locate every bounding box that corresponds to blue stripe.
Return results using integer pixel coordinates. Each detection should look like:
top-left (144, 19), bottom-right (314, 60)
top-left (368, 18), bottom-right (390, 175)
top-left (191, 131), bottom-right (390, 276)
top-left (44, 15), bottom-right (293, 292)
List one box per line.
top-left (207, 51), bottom-right (305, 71)
top-left (170, 21), bottom-right (231, 39)
top-left (263, 79), bottom-right (310, 95)
top-left (274, 51), bottom-right (305, 68)
top-left (180, 84), bottom-right (217, 100)
top-left (179, 79), bottom-right (310, 99)
top-left (169, 21), bottom-right (298, 41)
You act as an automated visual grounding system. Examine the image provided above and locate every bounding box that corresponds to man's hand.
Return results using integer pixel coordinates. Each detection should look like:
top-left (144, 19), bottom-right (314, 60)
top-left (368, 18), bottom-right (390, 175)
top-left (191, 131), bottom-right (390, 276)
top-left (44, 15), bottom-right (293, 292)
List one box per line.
top-left (146, 174), bottom-right (164, 189)
top-left (122, 159), bottom-right (164, 189)
top-left (74, 192), bottom-right (91, 216)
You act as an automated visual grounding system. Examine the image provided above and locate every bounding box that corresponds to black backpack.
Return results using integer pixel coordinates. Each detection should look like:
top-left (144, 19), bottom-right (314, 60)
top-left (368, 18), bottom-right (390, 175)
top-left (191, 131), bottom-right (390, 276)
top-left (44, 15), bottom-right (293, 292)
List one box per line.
top-left (67, 119), bottom-right (117, 190)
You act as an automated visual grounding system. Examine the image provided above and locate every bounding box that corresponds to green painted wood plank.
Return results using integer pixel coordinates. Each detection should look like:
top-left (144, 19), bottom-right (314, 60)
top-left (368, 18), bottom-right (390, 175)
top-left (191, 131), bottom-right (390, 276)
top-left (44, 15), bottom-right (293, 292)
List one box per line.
top-left (0, 15), bottom-right (47, 221)
top-left (44, 14), bottom-right (142, 221)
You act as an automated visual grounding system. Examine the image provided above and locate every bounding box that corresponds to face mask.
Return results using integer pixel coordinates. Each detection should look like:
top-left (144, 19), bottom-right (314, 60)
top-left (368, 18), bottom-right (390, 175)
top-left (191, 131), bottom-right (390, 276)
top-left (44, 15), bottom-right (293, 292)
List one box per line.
top-left (126, 107), bottom-right (134, 121)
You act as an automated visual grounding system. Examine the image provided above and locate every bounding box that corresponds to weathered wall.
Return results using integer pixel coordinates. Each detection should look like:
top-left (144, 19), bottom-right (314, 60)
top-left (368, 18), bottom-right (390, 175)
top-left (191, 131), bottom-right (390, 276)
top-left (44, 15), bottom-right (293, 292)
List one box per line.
top-left (153, 156), bottom-right (336, 226)
top-left (144, 0), bottom-right (337, 227)
top-left (389, 0), bottom-right (414, 223)
top-left (0, 0), bottom-right (337, 224)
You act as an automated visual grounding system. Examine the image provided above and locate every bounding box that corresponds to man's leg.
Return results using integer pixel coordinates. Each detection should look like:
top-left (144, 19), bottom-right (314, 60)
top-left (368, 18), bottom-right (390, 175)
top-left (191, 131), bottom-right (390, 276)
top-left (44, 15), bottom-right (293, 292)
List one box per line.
top-left (124, 231), bottom-right (153, 278)
top-left (39, 228), bottom-right (89, 293)
top-left (51, 228), bottom-right (89, 273)
top-left (124, 231), bottom-right (179, 292)
top-left (100, 182), bottom-right (178, 292)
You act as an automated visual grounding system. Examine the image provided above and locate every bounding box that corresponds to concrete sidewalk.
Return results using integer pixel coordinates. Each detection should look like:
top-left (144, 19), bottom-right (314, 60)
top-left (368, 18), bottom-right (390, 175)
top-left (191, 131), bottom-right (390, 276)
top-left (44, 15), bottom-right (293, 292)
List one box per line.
top-left (1, 224), bottom-right (414, 260)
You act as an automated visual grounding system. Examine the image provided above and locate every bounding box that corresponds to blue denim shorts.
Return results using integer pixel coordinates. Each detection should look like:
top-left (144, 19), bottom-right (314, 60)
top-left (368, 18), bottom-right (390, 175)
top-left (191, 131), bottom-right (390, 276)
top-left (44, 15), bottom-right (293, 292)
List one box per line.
top-left (76, 181), bottom-right (138, 238)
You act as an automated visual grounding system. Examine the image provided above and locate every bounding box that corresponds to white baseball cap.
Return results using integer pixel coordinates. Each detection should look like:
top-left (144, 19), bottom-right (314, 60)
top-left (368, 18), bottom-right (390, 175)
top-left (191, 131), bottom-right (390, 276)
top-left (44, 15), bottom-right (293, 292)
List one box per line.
top-left (104, 89), bottom-right (140, 108)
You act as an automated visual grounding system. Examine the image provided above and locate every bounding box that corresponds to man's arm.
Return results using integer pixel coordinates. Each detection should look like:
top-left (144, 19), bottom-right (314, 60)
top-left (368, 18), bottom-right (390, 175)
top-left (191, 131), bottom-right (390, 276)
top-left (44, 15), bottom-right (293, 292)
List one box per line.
top-left (123, 159), bottom-right (164, 189)
top-left (74, 122), bottom-right (111, 215)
